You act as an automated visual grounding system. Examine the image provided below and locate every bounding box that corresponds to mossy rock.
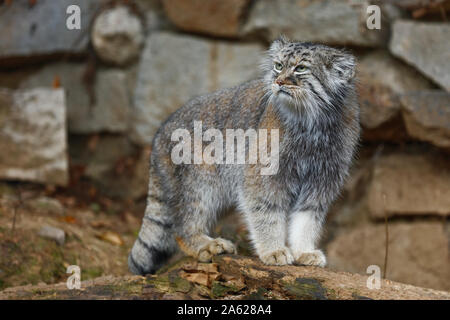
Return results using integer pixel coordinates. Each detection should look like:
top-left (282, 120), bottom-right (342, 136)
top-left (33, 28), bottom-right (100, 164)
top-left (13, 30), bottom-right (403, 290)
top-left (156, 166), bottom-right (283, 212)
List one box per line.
top-left (211, 281), bottom-right (243, 298)
top-left (155, 256), bottom-right (194, 275)
top-left (242, 287), bottom-right (269, 300)
top-left (282, 278), bottom-right (329, 300)
top-left (146, 272), bottom-right (191, 294)
top-left (82, 267), bottom-right (104, 280)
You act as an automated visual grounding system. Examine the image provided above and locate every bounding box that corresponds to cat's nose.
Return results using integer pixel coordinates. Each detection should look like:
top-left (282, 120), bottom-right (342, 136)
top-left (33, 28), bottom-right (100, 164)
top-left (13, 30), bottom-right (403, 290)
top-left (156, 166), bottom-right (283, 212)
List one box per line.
top-left (275, 79), bottom-right (285, 86)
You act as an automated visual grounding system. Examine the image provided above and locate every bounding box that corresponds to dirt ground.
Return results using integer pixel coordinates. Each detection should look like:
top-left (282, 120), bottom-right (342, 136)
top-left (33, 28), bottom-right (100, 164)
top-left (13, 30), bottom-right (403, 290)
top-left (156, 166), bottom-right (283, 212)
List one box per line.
top-left (0, 180), bottom-right (252, 291)
top-left (1, 181), bottom-right (448, 300)
top-left (0, 179), bottom-right (145, 290)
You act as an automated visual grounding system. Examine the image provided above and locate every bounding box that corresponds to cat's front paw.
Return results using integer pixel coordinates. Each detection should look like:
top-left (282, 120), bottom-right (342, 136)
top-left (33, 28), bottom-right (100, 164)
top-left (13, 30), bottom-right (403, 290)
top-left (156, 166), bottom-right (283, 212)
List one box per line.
top-left (295, 250), bottom-right (326, 267)
top-left (197, 238), bottom-right (236, 262)
top-left (259, 247), bottom-right (294, 266)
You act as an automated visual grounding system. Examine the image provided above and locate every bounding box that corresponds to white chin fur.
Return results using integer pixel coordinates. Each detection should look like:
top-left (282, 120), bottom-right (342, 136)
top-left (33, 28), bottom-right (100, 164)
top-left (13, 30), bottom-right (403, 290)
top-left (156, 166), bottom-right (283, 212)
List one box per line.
top-left (271, 84), bottom-right (293, 102)
top-left (271, 83), bottom-right (280, 95)
top-left (278, 93), bottom-right (294, 104)
top-left (271, 88), bottom-right (297, 109)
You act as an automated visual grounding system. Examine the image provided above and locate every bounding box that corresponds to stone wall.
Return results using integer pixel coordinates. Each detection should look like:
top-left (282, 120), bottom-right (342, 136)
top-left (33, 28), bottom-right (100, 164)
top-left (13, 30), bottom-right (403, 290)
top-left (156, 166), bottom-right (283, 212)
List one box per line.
top-left (0, 0), bottom-right (448, 291)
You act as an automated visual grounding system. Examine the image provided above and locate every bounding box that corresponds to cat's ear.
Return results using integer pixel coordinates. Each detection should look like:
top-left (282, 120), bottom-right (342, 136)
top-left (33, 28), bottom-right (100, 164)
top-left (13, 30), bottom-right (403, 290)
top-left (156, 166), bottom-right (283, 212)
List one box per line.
top-left (269, 35), bottom-right (289, 52)
top-left (324, 51), bottom-right (356, 82)
top-left (334, 53), bottom-right (356, 81)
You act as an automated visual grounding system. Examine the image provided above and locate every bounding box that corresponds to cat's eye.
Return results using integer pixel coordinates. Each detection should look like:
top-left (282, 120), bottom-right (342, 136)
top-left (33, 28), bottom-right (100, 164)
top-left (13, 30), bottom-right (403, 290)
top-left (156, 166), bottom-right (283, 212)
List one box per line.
top-left (294, 65), bottom-right (307, 73)
top-left (273, 62), bottom-right (283, 72)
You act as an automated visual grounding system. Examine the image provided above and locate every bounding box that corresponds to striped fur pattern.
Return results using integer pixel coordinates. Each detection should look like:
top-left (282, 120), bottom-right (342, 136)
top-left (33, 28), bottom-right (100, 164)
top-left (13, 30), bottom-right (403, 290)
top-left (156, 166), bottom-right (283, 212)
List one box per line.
top-left (128, 38), bottom-right (360, 274)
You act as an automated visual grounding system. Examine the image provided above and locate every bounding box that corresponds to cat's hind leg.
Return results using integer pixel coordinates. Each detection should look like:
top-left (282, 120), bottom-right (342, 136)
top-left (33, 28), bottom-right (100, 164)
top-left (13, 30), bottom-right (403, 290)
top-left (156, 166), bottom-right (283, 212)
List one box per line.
top-left (174, 185), bottom-right (236, 262)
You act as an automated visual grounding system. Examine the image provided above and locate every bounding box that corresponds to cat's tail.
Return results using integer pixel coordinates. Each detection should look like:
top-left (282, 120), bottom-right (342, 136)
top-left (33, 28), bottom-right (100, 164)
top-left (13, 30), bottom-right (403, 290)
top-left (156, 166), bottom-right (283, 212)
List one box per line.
top-left (128, 215), bottom-right (176, 275)
top-left (128, 168), bottom-right (177, 275)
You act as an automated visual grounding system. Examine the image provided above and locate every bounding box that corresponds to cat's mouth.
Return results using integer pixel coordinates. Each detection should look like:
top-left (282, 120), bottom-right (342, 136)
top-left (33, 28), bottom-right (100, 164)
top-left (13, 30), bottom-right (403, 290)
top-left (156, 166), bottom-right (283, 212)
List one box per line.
top-left (279, 88), bottom-right (292, 97)
top-left (272, 83), bottom-right (296, 97)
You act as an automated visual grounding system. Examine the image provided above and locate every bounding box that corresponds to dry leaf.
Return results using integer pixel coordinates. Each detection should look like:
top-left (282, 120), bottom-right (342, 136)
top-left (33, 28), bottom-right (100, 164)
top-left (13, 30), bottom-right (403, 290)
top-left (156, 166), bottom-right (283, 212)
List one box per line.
top-left (182, 262), bottom-right (219, 274)
top-left (181, 262), bottom-right (199, 272)
top-left (197, 263), bottom-right (219, 274)
top-left (45, 185), bottom-right (56, 194)
top-left (221, 274), bottom-right (238, 282)
top-left (209, 273), bottom-right (221, 282)
top-left (60, 216), bottom-right (76, 224)
top-left (88, 186), bottom-right (97, 198)
top-left (90, 220), bottom-right (108, 229)
top-left (99, 197), bottom-right (113, 209)
top-left (97, 231), bottom-right (124, 246)
top-left (220, 274), bottom-right (246, 290)
top-left (123, 212), bottom-right (138, 224)
top-left (63, 197), bottom-right (77, 207)
top-left (179, 271), bottom-right (210, 287)
top-left (180, 262), bottom-right (222, 288)
top-left (225, 278), bottom-right (246, 291)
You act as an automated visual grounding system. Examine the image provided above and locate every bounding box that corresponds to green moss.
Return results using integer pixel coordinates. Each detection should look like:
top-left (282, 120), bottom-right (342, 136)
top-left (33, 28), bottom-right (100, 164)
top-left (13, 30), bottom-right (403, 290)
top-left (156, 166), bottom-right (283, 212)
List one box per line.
top-left (31, 288), bottom-right (58, 298)
top-left (211, 281), bottom-right (242, 298)
top-left (170, 276), bottom-right (192, 293)
top-left (0, 183), bottom-right (14, 197)
top-left (127, 283), bottom-right (144, 295)
top-left (38, 244), bottom-right (66, 284)
top-left (146, 273), bottom-right (192, 294)
top-left (242, 287), bottom-right (269, 300)
top-left (147, 275), bottom-right (170, 292)
top-left (0, 240), bottom-right (26, 289)
top-left (99, 280), bottom-right (143, 296)
top-left (39, 261), bottom-right (64, 284)
top-left (326, 288), bottom-right (338, 300)
top-left (282, 278), bottom-right (329, 300)
top-left (89, 203), bottom-right (101, 214)
top-left (211, 282), bottom-right (231, 298)
top-left (24, 273), bottom-right (41, 286)
top-left (82, 267), bottom-right (104, 280)
top-left (119, 282), bottom-right (143, 295)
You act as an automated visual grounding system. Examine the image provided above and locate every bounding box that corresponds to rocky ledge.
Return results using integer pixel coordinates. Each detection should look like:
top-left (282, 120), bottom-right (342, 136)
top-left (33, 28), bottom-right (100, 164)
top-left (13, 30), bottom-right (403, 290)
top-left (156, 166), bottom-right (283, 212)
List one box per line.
top-left (1, 255), bottom-right (448, 300)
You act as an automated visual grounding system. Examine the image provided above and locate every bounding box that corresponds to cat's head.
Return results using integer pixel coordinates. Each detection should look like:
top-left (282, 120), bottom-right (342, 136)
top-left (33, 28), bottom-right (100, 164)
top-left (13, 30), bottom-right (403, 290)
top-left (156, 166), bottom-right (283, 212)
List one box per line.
top-left (262, 36), bottom-right (356, 118)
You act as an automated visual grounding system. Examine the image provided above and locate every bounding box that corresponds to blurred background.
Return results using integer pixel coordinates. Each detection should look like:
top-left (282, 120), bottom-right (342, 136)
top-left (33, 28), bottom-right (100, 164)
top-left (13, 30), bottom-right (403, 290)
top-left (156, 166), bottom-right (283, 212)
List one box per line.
top-left (0, 0), bottom-right (448, 293)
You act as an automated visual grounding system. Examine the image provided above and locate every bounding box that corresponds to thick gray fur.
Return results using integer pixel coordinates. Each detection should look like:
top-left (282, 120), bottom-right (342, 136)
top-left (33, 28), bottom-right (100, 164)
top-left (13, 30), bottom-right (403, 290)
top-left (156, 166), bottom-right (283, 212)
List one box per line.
top-left (129, 37), bottom-right (360, 274)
